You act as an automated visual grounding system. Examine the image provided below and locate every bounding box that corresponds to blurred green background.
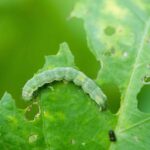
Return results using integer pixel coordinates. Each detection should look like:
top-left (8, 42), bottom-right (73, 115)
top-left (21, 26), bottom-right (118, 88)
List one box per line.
top-left (0, 0), bottom-right (99, 107)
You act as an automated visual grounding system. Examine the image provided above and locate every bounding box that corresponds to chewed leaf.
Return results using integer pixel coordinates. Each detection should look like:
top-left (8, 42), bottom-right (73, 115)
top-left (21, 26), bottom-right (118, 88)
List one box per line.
top-left (21, 41), bottom-right (115, 149)
top-left (0, 93), bottom-right (45, 150)
top-left (72, 0), bottom-right (150, 149)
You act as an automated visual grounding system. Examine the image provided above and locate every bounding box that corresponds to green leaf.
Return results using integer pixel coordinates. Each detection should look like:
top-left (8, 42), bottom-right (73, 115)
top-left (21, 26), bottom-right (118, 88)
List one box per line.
top-left (0, 93), bottom-right (46, 150)
top-left (1, 42), bottom-right (114, 149)
top-left (72, 0), bottom-right (150, 149)
top-left (1, 1), bottom-right (150, 149)
top-left (37, 42), bottom-right (115, 149)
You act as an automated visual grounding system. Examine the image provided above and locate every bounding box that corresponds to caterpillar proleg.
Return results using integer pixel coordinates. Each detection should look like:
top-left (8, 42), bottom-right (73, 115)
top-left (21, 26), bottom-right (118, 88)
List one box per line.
top-left (22, 67), bottom-right (107, 110)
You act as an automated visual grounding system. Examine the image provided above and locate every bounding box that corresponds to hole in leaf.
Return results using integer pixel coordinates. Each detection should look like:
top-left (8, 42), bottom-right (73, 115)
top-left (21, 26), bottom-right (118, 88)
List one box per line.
top-left (137, 84), bottom-right (150, 113)
top-left (102, 83), bottom-right (121, 113)
top-left (25, 102), bottom-right (39, 120)
top-left (104, 26), bottom-right (116, 36)
top-left (142, 75), bottom-right (150, 84)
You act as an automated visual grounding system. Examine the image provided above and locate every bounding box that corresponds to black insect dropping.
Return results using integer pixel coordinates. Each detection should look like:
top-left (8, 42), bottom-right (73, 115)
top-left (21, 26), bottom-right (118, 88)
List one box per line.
top-left (109, 130), bottom-right (117, 142)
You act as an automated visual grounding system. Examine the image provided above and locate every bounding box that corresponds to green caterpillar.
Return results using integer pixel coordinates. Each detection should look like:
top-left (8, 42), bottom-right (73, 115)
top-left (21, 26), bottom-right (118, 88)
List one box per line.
top-left (22, 67), bottom-right (107, 110)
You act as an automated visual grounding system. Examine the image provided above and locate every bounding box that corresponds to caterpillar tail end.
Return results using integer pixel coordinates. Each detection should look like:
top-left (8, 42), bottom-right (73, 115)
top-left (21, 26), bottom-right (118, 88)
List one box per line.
top-left (99, 96), bottom-right (107, 111)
